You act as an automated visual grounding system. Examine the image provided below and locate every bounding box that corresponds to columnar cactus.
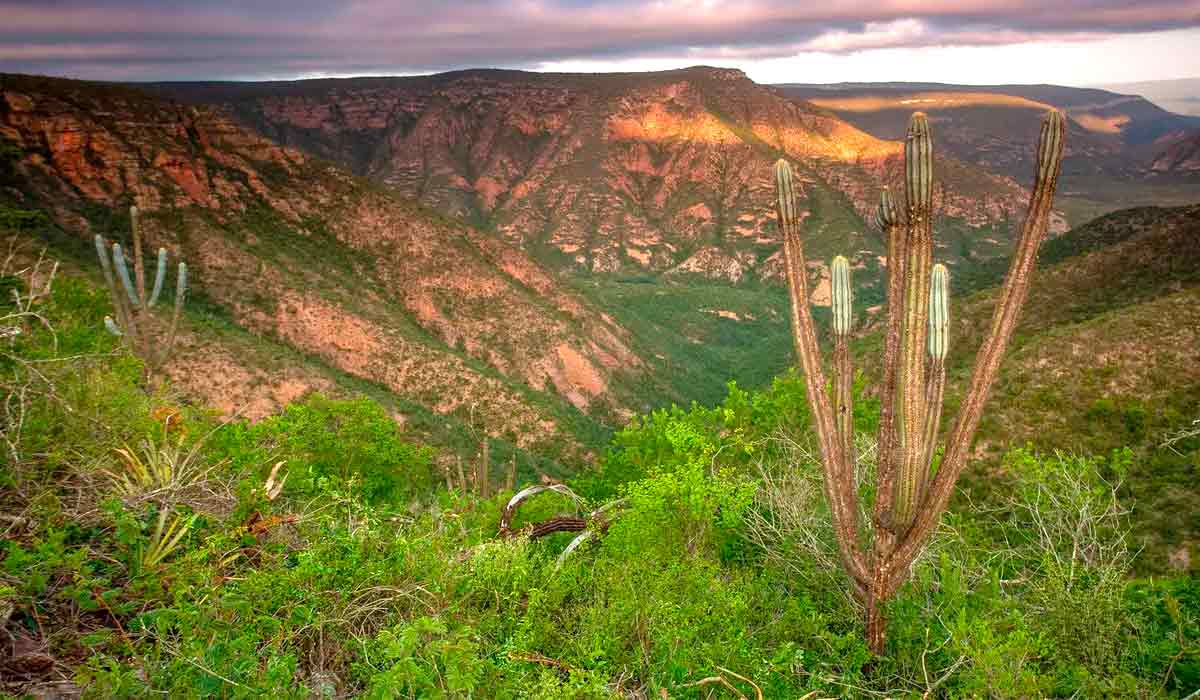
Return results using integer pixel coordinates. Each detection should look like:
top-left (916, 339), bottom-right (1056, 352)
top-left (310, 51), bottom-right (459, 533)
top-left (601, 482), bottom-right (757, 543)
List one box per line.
top-left (773, 109), bottom-right (1065, 653)
top-left (95, 205), bottom-right (188, 376)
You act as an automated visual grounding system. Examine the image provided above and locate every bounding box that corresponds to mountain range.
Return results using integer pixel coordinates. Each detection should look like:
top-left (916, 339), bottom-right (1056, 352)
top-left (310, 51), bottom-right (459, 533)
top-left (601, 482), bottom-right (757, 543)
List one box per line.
top-left (2, 68), bottom-right (1198, 475)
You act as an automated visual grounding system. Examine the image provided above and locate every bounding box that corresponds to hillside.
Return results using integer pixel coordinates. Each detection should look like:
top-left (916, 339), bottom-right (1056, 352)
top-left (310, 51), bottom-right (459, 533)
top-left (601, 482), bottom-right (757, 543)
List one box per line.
top-left (941, 205), bottom-right (1200, 572)
top-left (777, 82), bottom-right (1200, 223)
top-left (0, 72), bottom-right (648, 460)
top-left (1151, 130), bottom-right (1200, 175)
top-left (1101, 77), bottom-right (1200, 117)
top-left (1, 75), bottom-right (1198, 698)
top-left (151, 67), bottom-right (1033, 286)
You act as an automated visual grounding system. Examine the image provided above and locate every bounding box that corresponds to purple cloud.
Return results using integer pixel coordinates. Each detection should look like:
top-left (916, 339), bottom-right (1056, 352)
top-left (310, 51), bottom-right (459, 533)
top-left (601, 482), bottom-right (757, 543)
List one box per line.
top-left (0, 1), bottom-right (1197, 80)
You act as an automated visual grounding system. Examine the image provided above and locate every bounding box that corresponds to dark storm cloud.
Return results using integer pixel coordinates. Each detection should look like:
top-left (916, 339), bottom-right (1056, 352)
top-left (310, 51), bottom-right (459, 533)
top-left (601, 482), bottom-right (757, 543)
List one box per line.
top-left (1, 0), bottom-right (1198, 80)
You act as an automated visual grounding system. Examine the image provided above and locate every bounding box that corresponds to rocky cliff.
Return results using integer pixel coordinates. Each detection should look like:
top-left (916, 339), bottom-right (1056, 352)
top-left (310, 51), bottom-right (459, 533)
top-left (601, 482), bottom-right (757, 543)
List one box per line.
top-left (1150, 130), bottom-right (1200, 175)
top-left (0, 73), bottom-right (644, 455)
top-left (154, 67), bottom-right (1031, 284)
top-left (778, 82), bottom-right (1200, 186)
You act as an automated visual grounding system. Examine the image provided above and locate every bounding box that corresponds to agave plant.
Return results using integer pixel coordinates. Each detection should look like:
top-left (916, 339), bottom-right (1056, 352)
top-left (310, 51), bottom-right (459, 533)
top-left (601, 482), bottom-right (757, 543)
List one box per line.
top-left (773, 109), bottom-right (1065, 652)
top-left (102, 434), bottom-right (212, 499)
top-left (136, 507), bottom-right (195, 574)
top-left (95, 205), bottom-right (187, 376)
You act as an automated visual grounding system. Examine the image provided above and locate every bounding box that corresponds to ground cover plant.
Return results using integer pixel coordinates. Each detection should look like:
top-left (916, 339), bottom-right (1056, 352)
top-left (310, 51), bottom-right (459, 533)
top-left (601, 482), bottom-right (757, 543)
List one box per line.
top-left (0, 234), bottom-right (1197, 697)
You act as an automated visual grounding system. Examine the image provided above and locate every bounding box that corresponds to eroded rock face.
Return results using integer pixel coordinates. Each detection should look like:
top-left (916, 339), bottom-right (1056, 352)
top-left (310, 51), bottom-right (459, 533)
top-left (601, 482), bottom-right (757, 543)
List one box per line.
top-left (1, 74), bottom-right (643, 453)
top-left (157, 67), bottom-right (1031, 284)
top-left (1150, 130), bottom-right (1200, 174)
top-left (1, 82), bottom-right (305, 214)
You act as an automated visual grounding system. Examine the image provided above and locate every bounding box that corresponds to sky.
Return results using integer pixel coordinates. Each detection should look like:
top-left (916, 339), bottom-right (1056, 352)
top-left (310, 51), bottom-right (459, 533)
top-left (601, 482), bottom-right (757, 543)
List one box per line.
top-left (1, 1), bottom-right (1198, 86)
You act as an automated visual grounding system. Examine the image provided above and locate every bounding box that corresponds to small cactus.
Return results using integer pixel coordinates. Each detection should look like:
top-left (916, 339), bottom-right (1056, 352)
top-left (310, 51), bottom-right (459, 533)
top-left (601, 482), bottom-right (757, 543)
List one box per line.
top-left (95, 206), bottom-right (188, 377)
top-left (773, 109), bottom-right (1065, 653)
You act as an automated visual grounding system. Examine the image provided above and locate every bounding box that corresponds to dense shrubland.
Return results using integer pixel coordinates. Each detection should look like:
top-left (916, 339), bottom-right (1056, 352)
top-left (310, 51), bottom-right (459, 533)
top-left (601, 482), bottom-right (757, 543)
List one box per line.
top-left (1, 250), bottom-right (1196, 698)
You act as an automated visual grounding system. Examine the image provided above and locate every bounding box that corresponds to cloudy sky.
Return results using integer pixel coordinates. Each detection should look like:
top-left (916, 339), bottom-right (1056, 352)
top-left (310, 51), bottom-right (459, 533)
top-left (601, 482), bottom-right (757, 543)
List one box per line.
top-left (2, 1), bottom-right (1198, 85)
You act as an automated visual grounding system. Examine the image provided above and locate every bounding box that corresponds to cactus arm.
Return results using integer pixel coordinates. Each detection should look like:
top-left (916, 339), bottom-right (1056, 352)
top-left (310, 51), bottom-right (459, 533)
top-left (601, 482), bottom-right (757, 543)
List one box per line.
top-left (152, 262), bottom-right (187, 373)
top-left (830, 255), bottom-right (855, 474)
top-left (872, 188), bottom-right (905, 536)
top-left (917, 264), bottom-right (950, 500)
top-left (130, 206), bottom-right (147, 309)
top-left (775, 159), bottom-right (868, 590)
top-left (94, 234), bottom-right (116, 296)
top-left (112, 243), bottom-right (140, 310)
top-left (148, 248), bottom-right (167, 307)
top-left (96, 235), bottom-right (138, 345)
top-left (889, 110), bottom-right (1065, 592)
top-left (892, 113), bottom-right (935, 530)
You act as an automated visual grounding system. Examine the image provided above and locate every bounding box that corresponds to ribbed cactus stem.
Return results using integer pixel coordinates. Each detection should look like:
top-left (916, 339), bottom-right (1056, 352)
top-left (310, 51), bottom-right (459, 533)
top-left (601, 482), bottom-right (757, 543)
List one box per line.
top-left (831, 256), bottom-right (852, 338)
top-left (918, 264), bottom-right (950, 499)
top-left (893, 113), bottom-right (935, 530)
top-left (875, 186), bottom-right (898, 231)
top-left (774, 158), bottom-right (868, 591)
top-left (774, 159), bottom-right (800, 234)
top-left (148, 248), bottom-right (167, 307)
top-left (130, 205), bottom-right (147, 308)
top-left (157, 261), bottom-right (187, 368)
top-left (905, 114), bottom-right (933, 215)
top-left (888, 108), bottom-right (1065, 594)
top-left (927, 264), bottom-right (949, 361)
top-left (176, 262), bottom-right (187, 302)
top-left (831, 255), bottom-right (855, 473)
top-left (873, 185), bottom-right (905, 537)
top-left (112, 243), bottom-right (140, 309)
top-left (94, 235), bottom-right (114, 290)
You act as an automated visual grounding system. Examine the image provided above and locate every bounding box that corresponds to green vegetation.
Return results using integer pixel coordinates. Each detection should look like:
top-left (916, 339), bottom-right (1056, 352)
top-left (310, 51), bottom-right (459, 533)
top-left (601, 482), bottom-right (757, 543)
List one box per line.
top-left (571, 273), bottom-right (794, 409)
top-left (2, 224), bottom-right (1198, 697)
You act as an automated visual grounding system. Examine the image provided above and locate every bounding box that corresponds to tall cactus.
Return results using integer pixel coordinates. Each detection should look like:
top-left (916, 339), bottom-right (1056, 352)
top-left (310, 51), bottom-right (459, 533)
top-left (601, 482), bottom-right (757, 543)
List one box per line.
top-left (95, 205), bottom-right (188, 376)
top-left (773, 109), bottom-right (1065, 653)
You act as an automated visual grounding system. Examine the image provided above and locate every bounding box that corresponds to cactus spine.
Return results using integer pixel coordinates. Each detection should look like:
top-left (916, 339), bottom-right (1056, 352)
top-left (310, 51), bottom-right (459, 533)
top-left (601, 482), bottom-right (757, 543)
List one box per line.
top-left (95, 205), bottom-right (188, 377)
top-left (774, 109), bottom-right (1065, 653)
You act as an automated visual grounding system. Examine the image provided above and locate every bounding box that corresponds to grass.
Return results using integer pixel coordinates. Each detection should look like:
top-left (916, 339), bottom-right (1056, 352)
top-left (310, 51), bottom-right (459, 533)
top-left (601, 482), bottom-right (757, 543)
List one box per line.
top-left (1, 273), bottom-right (1196, 696)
